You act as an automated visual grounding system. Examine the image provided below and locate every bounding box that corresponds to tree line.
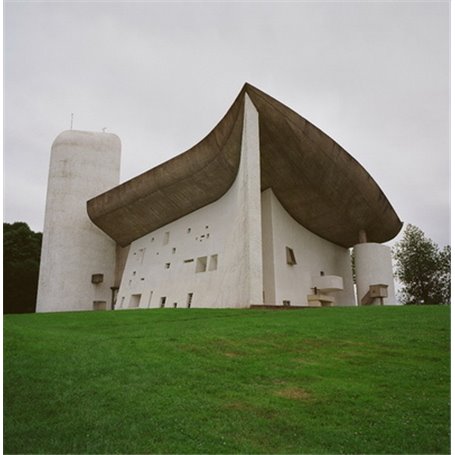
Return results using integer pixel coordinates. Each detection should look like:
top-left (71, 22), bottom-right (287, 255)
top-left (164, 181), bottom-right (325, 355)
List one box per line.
top-left (2, 221), bottom-right (450, 313)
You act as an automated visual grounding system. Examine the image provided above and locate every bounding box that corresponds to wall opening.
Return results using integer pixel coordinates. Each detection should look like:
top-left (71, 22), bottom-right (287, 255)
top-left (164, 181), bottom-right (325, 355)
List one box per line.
top-left (187, 227), bottom-right (191, 233)
top-left (163, 231), bottom-right (170, 245)
top-left (184, 258), bottom-right (194, 263)
top-left (120, 296), bottom-right (125, 308)
top-left (160, 296), bottom-right (166, 308)
top-left (147, 291), bottom-right (153, 308)
top-left (283, 300), bottom-right (291, 307)
top-left (129, 294), bottom-right (141, 308)
top-left (187, 293), bottom-right (193, 308)
top-left (173, 302), bottom-right (178, 308)
top-left (165, 262), bottom-right (171, 269)
top-left (196, 256), bottom-right (207, 273)
top-left (208, 254), bottom-right (218, 271)
top-left (286, 247), bottom-right (297, 265)
top-left (172, 247), bottom-right (176, 254)
top-left (93, 300), bottom-right (107, 311)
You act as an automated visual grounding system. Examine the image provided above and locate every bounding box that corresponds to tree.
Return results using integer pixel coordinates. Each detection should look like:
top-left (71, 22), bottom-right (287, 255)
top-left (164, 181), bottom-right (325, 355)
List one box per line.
top-left (393, 224), bottom-right (450, 305)
top-left (4, 222), bottom-right (42, 313)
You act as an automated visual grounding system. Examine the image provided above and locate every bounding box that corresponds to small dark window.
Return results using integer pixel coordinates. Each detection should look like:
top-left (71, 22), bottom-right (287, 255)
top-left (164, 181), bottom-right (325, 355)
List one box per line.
top-left (286, 247), bottom-right (297, 265)
top-left (160, 297), bottom-right (166, 308)
top-left (320, 271), bottom-right (325, 276)
top-left (187, 293), bottom-right (193, 308)
top-left (91, 274), bottom-right (104, 284)
top-left (165, 263), bottom-right (171, 269)
top-left (283, 300), bottom-right (291, 307)
top-left (173, 302), bottom-right (178, 308)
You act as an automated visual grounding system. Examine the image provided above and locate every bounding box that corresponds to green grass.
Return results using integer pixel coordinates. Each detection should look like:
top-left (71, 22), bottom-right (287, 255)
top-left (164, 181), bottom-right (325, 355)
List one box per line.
top-left (4, 306), bottom-right (450, 454)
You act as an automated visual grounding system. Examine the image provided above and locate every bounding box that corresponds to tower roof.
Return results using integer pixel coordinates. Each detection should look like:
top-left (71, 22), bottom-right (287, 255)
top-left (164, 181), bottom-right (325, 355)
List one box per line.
top-left (87, 84), bottom-right (402, 248)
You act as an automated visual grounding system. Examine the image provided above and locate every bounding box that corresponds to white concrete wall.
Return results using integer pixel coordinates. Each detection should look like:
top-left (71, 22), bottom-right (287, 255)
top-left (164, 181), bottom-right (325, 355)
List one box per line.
top-left (115, 95), bottom-right (263, 309)
top-left (36, 130), bottom-right (121, 312)
top-left (353, 242), bottom-right (397, 305)
top-left (261, 188), bottom-right (355, 306)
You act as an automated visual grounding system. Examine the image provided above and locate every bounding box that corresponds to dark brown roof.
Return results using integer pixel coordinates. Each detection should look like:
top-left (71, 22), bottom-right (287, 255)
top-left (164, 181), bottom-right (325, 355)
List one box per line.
top-left (87, 83), bottom-right (402, 247)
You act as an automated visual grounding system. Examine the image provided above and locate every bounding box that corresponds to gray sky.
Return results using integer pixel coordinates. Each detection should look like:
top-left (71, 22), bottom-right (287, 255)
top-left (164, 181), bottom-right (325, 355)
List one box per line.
top-left (4, 1), bottom-right (450, 247)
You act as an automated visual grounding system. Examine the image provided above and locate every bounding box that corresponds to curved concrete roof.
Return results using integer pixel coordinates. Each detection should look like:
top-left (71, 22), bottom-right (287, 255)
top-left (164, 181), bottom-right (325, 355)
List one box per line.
top-left (87, 83), bottom-right (402, 248)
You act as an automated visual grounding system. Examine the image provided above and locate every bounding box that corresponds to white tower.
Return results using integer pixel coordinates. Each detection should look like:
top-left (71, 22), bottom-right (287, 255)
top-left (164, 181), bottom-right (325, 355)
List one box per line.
top-left (36, 130), bottom-right (121, 312)
top-left (354, 242), bottom-right (397, 305)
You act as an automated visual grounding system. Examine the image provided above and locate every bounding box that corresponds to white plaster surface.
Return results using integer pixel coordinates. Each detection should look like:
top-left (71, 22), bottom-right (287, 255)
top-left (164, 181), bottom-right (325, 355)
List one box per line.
top-left (115, 95), bottom-right (263, 309)
top-left (353, 242), bottom-right (397, 305)
top-left (36, 130), bottom-right (121, 312)
top-left (261, 189), bottom-right (355, 306)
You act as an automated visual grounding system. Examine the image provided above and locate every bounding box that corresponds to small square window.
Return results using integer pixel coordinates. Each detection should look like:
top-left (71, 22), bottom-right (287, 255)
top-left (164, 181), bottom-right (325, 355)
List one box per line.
top-left (196, 256), bottom-right (207, 273)
top-left (165, 263), bottom-right (171, 269)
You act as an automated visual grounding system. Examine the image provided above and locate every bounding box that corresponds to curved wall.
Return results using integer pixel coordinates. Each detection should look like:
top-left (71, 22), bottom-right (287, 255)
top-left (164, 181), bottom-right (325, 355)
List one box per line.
top-left (36, 130), bottom-right (121, 312)
top-left (261, 188), bottom-right (355, 306)
top-left (353, 243), bottom-right (397, 305)
top-left (114, 95), bottom-right (263, 309)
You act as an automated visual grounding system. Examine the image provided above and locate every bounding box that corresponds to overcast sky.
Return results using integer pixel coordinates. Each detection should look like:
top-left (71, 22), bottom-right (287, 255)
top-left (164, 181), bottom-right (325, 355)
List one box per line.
top-left (4, 1), bottom-right (450, 247)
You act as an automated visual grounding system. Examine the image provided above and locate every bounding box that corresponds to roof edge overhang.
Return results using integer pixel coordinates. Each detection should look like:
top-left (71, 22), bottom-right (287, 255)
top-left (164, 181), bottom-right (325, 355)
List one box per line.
top-left (87, 83), bottom-right (402, 248)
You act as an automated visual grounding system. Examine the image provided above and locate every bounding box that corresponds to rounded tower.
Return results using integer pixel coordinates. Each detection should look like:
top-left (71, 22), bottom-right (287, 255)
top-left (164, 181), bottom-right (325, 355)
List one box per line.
top-left (354, 242), bottom-right (397, 306)
top-left (36, 130), bottom-right (121, 312)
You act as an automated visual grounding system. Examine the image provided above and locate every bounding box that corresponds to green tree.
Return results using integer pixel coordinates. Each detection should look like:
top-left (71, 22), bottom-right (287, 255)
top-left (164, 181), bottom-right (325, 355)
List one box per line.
top-left (393, 224), bottom-right (450, 305)
top-left (4, 222), bottom-right (42, 313)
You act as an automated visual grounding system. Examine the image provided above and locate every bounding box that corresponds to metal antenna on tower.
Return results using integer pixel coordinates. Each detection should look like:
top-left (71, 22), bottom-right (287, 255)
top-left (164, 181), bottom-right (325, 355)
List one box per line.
top-left (70, 113), bottom-right (74, 130)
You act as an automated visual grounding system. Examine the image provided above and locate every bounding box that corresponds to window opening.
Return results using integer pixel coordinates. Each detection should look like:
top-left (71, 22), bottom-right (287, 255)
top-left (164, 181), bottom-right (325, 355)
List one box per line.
top-left (187, 293), bottom-right (193, 308)
top-left (160, 297), bottom-right (166, 308)
top-left (196, 256), bottom-right (208, 273)
top-left (187, 228), bottom-right (191, 233)
top-left (208, 254), bottom-right (218, 271)
top-left (148, 291), bottom-right (153, 308)
top-left (163, 231), bottom-right (170, 245)
top-left (129, 294), bottom-right (141, 308)
top-left (184, 258), bottom-right (194, 263)
top-left (286, 247), bottom-right (297, 265)
top-left (93, 301), bottom-right (107, 311)
top-left (172, 247), bottom-right (176, 254)
top-left (165, 262), bottom-right (171, 269)
top-left (283, 300), bottom-right (291, 307)
top-left (173, 302), bottom-right (178, 308)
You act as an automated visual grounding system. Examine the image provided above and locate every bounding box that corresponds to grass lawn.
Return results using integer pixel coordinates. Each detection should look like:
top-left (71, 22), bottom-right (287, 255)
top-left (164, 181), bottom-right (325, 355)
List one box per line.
top-left (4, 305), bottom-right (450, 454)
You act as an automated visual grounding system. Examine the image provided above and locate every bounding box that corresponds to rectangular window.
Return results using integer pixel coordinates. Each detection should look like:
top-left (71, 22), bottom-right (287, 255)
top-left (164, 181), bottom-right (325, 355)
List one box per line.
top-left (172, 247), bottom-right (176, 254)
top-left (165, 262), bottom-right (171, 269)
top-left (286, 247), bottom-right (297, 265)
top-left (208, 254), bottom-right (218, 271)
top-left (283, 300), bottom-right (291, 307)
top-left (160, 297), bottom-right (166, 308)
top-left (184, 258), bottom-right (194, 263)
top-left (148, 291), bottom-right (153, 308)
top-left (129, 294), bottom-right (141, 308)
top-left (163, 231), bottom-right (170, 245)
top-left (196, 256), bottom-right (207, 273)
top-left (93, 300), bottom-right (107, 311)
